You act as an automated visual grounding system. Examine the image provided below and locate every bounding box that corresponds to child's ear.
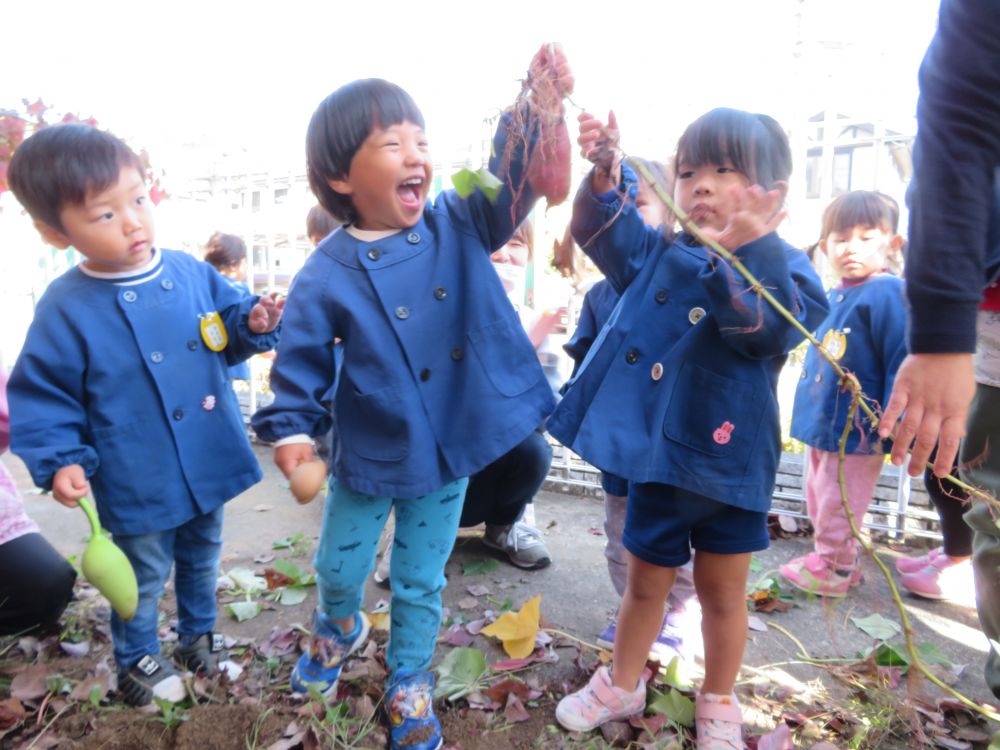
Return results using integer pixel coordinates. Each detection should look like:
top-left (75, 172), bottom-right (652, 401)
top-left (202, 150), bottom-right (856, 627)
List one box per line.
top-left (33, 220), bottom-right (71, 250)
top-left (889, 234), bottom-right (905, 252)
top-left (326, 177), bottom-right (352, 197)
top-left (818, 237), bottom-right (829, 257)
top-left (771, 180), bottom-right (789, 204)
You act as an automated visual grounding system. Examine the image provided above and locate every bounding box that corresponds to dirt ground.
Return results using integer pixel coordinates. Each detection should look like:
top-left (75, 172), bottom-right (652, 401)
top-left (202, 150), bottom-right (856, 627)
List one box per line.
top-left (2, 444), bottom-right (998, 749)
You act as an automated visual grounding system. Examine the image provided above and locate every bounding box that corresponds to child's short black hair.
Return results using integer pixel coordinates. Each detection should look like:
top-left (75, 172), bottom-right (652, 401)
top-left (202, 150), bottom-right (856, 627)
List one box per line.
top-left (674, 108), bottom-right (792, 190)
top-left (306, 78), bottom-right (425, 224)
top-left (203, 232), bottom-right (247, 270)
top-left (820, 190), bottom-right (899, 240)
top-left (8, 123), bottom-right (144, 232)
top-left (306, 203), bottom-right (341, 241)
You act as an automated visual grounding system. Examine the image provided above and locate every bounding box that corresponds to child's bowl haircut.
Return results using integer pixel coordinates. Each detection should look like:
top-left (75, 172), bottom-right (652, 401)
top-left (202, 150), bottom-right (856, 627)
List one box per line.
top-left (674, 108), bottom-right (791, 190)
top-left (820, 191), bottom-right (899, 240)
top-left (8, 123), bottom-right (144, 232)
top-left (306, 79), bottom-right (426, 225)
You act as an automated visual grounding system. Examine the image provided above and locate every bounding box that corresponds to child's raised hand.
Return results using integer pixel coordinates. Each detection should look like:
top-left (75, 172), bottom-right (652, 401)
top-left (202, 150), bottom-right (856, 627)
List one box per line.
top-left (52, 464), bottom-right (90, 507)
top-left (697, 183), bottom-right (787, 252)
top-left (578, 111), bottom-right (621, 192)
top-left (248, 292), bottom-right (285, 334)
top-left (528, 43), bottom-right (574, 111)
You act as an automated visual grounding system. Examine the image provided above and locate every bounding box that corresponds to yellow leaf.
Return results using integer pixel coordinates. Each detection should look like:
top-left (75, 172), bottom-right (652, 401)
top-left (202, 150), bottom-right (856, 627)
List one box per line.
top-left (368, 611), bottom-right (390, 631)
top-left (481, 595), bottom-right (542, 658)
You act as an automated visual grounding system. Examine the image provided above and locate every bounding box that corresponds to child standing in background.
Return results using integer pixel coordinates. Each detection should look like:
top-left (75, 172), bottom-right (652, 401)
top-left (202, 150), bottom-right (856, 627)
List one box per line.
top-left (204, 232), bottom-right (253, 383)
top-left (6, 123), bottom-right (283, 706)
top-left (781, 191), bottom-right (907, 598)
top-left (306, 203), bottom-right (341, 248)
top-left (549, 108), bottom-right (828, 748)
top-left (252, 46), bottom-right (572, 750)
top-left (562, 157), bottom-right (701, 665)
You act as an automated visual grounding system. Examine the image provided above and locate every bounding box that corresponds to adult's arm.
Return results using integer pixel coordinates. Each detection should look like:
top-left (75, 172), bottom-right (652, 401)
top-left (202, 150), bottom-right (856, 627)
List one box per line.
top-left (879, 0), bottom-right (1000, 476)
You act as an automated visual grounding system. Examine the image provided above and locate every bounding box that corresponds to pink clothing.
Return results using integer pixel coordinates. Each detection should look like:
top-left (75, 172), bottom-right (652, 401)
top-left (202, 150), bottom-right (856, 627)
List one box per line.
top-left (0, 368), bottom-right (40, 546)
top-left (805, 447), bottom-right (884, 568)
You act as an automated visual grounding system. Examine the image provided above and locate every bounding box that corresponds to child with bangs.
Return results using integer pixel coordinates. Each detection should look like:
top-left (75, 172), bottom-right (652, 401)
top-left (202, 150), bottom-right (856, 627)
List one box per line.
top-left (548, 108), bottom-right (828, 748)
top-left (252, 46), bottom-right (573, 750)
top-left (779, 191), bottom-right (909, 597)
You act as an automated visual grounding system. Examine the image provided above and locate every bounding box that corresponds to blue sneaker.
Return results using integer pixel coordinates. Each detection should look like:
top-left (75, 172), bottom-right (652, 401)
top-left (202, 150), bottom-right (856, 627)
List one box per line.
top-left (386, 669), bottom-right (442, 750)
top-left (291, 610), bottom-right (370, 697)
top-left (596, 615), bottom-right (616, 650)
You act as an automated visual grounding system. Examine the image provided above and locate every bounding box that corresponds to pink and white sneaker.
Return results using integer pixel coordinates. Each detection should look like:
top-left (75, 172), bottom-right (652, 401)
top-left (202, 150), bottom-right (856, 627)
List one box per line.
top-left (780, 552), bottom-right (862, 598)
top-left (696, 692), bottom-right (744, 750)
top-left (555, 665), bottom-right (645, 732)
top-left (895, 546), bottom-right (944, 575)
top-left (900, 554), bottom-right (972, 600)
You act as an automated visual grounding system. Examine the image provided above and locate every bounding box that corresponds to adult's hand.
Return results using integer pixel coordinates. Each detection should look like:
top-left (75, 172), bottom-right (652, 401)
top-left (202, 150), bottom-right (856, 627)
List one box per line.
top-left (878, 352), bottom-right (975, 477)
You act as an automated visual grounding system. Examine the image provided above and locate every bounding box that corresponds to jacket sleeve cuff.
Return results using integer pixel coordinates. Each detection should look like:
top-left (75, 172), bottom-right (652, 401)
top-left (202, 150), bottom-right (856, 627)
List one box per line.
top-left (907, 300), bottom-right (978, 353)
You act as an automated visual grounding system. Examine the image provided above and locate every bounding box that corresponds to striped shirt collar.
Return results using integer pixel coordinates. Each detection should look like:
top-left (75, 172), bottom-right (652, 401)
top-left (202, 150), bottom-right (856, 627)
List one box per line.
top-left (78, 247), bottom-right (164, 286)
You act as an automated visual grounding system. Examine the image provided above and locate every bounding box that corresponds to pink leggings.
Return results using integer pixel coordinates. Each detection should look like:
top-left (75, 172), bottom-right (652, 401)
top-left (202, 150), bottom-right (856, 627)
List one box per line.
top-left (805, 447), bottom-right (885, 568)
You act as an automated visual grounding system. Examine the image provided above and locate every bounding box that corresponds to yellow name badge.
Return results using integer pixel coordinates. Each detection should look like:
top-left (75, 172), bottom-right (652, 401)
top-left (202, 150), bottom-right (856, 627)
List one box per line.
top-left (822, 329), bottom-right (847, 360)
top-left (200, 312), bottom-right (229, 352)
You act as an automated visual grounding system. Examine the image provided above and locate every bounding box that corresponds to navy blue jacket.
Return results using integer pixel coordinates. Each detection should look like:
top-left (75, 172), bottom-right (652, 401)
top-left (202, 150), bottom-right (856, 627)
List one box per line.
top-left (9, 250), bottom-right (278, 535)
top-left (791, 274), bottom-right (907, 454)
top-left (563, 279), bottom-right (620, 380)
top-left (548, 166), bottom-right (829, 512)
top-left (906, 0), bottom-right (1000, 352)
top-left (251, 113), bottom-right (555, 498)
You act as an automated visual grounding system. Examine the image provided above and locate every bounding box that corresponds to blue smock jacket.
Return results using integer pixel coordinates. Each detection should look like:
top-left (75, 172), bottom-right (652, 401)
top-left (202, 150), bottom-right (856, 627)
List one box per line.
top-left (791, 274), bottom-right (907, 455)
top-left (548, 166), bottom-right (829, 512)
top-left (224, 278), bottom-right (253, 381)
top-left (563, 279), bottom-right (620, 380)
top-left (9, 250), bottom-right (279, 535)
top-left (251, 112), bottom-right (556, 498)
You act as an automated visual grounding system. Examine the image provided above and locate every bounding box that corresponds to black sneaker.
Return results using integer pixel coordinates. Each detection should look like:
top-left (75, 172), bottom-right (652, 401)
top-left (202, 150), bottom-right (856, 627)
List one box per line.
top-left (118, 653), bottom-right (186, 706)
top-left (174, 632), bottom-right (225, 673)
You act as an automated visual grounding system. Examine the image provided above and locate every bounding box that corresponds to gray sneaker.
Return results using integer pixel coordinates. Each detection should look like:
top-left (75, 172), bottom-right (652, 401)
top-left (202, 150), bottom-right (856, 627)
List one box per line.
top-left (483, 521), bottom-right (552, 570)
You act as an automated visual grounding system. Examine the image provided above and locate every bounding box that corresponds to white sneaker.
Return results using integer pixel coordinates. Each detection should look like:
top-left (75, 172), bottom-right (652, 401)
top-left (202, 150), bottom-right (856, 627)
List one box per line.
top-left (373, 543), bottom-right (392, 588)
top-left (483, 521), bottom-right (552, 570)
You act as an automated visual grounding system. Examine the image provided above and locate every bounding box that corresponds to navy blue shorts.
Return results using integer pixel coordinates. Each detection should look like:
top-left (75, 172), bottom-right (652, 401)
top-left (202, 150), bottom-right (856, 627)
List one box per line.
top-left (623, 482), bottom-right (769, 567)
top-left (600, 471), bottom-right (629, 497)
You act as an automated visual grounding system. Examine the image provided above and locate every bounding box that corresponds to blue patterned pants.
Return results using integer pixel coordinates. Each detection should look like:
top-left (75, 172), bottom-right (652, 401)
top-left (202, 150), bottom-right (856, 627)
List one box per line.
top-left (313, 478), bottom-right (468, 674)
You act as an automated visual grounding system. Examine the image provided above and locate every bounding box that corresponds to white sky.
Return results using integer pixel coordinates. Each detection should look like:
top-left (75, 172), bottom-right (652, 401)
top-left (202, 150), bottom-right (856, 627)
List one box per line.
top-left (4, 0), bottom-right (942, 179)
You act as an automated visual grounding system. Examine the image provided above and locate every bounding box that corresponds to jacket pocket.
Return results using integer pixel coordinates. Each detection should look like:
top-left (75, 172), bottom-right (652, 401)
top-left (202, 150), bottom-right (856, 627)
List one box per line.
top-left (662, 361), bottom-right (761, 457)
top-left (468, 317), bottom-right (542, 397)
top-left (339, 382), bottom-right (410, 462)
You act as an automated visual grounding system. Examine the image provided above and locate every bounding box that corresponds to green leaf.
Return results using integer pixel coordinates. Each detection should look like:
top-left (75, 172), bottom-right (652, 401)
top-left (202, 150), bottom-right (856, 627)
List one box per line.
top-left (434, 647), bottom-right (486, 701)
top-left (475, 168), bottom-right (503, 204)
top-left (851, 613), bottom-right (901, 641)
top-left (228, 567), bottom-right (266, 592)
top-left (273, 558), bottom-right (315, 586)
top-left (916, 641), bottom-right (952, 667)
top-left (272, 532), bottom-right (304, 550)
top-left (279, 587), bottom-right (309, 606)
top-left (661, 655), bottom-right (693, 691)
top-left (462, 558), bottom-right (500, 576)
top-left (647, 686), bottom-right (695, 727)
top-left (227, 601), bottom-right (262, 622)
top-left (873, 642), bottom-right (910, 668)
top-left (451, 168), bottom-right (476, 198)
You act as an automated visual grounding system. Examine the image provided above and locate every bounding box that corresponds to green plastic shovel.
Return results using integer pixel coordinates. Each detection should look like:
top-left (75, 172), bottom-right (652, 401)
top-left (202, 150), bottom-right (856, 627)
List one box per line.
top-left (78, 498), bottom-right (138, 621)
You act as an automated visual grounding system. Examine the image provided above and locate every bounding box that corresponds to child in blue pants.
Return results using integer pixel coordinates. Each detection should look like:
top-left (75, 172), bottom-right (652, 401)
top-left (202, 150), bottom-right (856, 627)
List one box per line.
top-left (252, 46), bottom-right (573, 750)
top-left (6, 124), bottom-right (283, 706)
